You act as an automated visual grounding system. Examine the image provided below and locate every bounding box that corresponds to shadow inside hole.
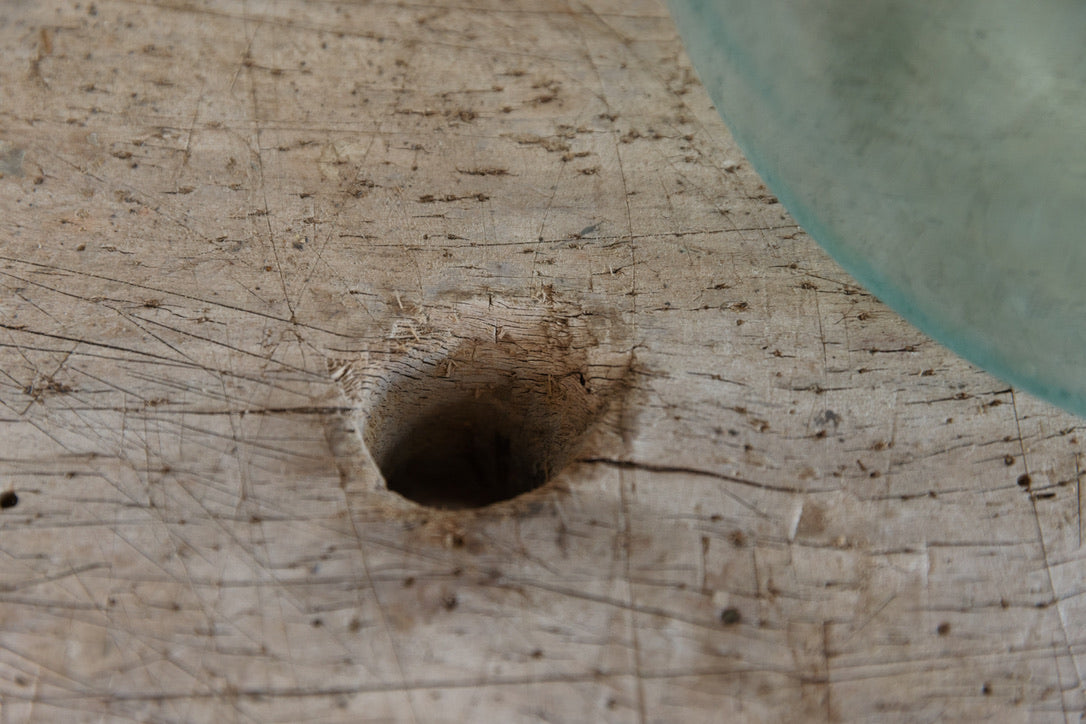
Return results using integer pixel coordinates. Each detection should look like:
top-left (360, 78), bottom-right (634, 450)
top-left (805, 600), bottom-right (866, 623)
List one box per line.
top-left (380, 398), bottom-right (550, 510)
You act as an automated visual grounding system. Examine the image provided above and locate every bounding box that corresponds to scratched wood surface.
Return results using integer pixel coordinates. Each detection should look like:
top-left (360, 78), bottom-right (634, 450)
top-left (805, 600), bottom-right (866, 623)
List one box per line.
top-left (1, 1), bottom-right (1085, 722)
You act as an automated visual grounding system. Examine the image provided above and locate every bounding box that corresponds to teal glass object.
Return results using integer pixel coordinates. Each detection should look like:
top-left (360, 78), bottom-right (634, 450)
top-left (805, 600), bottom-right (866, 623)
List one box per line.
top-left (668, 1), bottom-right (1086, 416)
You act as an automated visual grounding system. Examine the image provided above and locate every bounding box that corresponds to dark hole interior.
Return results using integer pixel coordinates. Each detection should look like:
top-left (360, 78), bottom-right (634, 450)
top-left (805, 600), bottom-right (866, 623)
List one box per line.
top-left (379, 399), bottom-right (550, 509)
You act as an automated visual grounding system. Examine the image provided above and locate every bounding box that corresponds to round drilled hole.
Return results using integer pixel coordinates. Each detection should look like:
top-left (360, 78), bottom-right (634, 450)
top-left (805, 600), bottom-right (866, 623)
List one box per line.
top-left (361, 340), bottom-right (626, 510)
top-left (378, 396), bottom-right (552, 509)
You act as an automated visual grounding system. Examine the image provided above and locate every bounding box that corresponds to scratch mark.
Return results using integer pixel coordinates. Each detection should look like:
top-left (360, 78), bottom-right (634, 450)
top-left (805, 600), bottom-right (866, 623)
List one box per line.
top-left (1011, 390), bottom-right (1080, 722)
top-left (616, 466), bottom-right (647, 724)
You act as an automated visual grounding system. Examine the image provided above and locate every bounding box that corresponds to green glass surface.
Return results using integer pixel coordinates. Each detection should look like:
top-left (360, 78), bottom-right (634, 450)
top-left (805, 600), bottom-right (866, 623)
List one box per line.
top-left (669, 0), bottom-right (1086, 416)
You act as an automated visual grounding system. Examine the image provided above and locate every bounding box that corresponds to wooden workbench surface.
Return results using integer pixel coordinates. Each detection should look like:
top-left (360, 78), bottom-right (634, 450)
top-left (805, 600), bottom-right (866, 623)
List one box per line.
top-left (1, 1), bottom-right (1083, 721)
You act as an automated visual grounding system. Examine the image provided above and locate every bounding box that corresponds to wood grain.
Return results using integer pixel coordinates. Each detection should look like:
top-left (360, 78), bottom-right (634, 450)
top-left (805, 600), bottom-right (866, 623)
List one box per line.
top-left (0, 1), bottom-right (1083, 721)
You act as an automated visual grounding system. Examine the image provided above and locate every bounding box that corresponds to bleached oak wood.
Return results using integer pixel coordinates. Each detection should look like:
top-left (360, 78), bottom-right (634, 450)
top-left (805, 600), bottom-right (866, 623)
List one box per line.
top-left (1, 1), bottom-right (1084, 721)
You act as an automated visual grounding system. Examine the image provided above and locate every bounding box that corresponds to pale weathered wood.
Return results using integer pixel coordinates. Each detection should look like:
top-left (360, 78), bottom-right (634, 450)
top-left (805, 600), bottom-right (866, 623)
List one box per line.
top-left (1, 1), bottom-right (1084, 722)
